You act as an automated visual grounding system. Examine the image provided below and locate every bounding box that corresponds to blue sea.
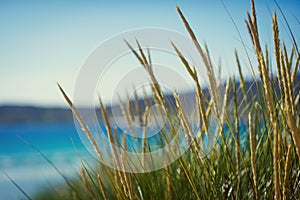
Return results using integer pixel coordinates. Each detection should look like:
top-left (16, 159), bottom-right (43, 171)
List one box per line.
top-left (0, 122), bottom-right (95, 199)
top-left (0, 119), bottom-right (224, 199)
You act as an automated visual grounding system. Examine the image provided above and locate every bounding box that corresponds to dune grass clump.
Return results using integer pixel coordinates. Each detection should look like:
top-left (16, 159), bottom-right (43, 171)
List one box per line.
top-left (35, 0), bottom-right (299, 199)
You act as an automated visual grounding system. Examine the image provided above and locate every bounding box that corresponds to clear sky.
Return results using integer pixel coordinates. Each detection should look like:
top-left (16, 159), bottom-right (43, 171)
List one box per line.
top-left (0, 0), bottom-right (299, 106)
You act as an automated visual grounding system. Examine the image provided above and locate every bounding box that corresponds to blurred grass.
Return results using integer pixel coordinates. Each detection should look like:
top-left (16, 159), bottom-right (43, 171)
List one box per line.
top-left (34, 0), bottom-right (300, 199)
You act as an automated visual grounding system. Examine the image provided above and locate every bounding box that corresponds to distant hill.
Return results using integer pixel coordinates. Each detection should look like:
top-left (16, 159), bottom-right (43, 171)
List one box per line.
top-left (0, 106), bottom-right (73, 124)
top-left (0, 73), bottom-right (298, 124)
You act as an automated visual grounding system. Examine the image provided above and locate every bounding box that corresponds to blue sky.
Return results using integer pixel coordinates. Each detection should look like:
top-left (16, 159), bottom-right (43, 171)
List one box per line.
top-left (0, 0), bottom-right (299, 106)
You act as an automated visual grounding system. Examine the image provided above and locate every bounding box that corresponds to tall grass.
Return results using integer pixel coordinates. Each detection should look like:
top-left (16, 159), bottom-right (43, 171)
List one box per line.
top-left (35, 0), bottom-right (299, 199)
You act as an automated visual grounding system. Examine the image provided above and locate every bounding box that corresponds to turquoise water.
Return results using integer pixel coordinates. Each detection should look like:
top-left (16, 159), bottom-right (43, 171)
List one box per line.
top-left (0, 120), bottom-right (224, 199)
top-left (0, 122), bottom-right (93, 199)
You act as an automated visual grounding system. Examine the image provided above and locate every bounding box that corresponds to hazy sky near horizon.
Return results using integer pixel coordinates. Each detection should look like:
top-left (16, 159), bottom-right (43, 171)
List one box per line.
top-left (0, 0), bottom-right (299, 106)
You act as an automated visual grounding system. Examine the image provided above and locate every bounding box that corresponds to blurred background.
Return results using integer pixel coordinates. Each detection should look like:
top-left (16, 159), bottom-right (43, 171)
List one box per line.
top-left (0, 0), bottom-right (299, 199)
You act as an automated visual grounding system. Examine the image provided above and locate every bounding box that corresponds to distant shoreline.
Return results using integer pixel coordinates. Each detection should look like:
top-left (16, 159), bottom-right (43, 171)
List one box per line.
top-left (1, 73), bottom-right (299, 124)
top-left (0, 105), bottom-right (73, 124)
